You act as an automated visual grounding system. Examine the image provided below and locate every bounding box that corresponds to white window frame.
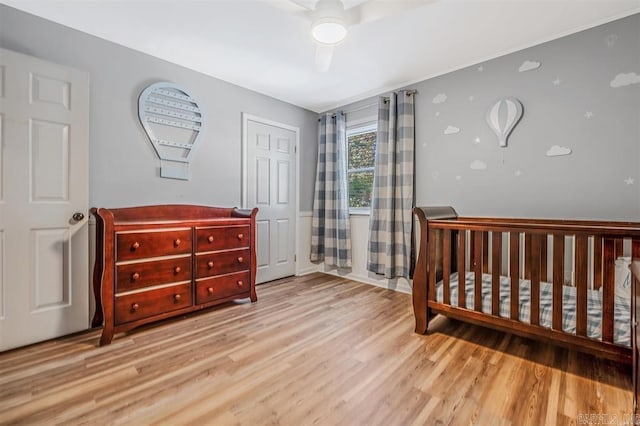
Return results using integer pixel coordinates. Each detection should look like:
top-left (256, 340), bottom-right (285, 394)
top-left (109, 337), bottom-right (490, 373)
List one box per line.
top-left (346, 122), bottom-right (377, 215)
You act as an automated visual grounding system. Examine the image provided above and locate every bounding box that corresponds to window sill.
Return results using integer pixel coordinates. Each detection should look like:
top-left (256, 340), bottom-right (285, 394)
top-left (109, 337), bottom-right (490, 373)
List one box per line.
top-left (349, 209), bottom-right (371, 216)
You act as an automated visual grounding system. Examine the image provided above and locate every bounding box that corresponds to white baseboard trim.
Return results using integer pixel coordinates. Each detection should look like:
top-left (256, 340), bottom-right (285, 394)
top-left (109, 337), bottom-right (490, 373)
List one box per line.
top-left (296, 265), bottom-right (320, 276)
top-left (320, 269), bottom-right (412, 294)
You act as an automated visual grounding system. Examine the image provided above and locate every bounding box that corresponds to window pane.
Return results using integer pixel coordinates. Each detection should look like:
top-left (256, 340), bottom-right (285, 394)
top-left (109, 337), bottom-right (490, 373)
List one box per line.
top-left (348, 131), bottom-right (376, 170)
top-left (349, 171), bottom-right (374, 208)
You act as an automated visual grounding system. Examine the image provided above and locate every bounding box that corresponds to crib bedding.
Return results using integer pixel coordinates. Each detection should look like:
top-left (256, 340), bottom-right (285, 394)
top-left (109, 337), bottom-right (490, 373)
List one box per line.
top-left (435, 272), bottom-right (631, 347)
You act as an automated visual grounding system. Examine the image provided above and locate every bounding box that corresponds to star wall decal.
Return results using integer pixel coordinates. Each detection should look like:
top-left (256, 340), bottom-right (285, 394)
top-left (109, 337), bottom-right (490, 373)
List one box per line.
top-left (474, 137), bottom-right (481, 144)
top-left (553, 78), bottom-right (561, 86)
top-left (625, 177), bottom-right (635, 185)
top-left (584, 111), bottom-right (594, 119)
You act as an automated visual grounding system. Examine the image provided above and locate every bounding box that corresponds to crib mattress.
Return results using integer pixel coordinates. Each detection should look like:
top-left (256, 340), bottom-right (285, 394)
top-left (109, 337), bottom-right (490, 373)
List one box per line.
top-left (435, 272), bottom-right (630, 347)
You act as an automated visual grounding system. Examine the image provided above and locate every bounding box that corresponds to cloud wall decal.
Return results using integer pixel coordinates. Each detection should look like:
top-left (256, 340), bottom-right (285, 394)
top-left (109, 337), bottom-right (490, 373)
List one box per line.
top-left (610, 72), bottom-right (640, 88)
top-left (470, 160), bottom-right (487, 170)
top-left (432, 93), bottom-right (447, 104)
top-left (546, 145), bottom-right (572, 157)
top-left (519, 60), bottom-right (541, 72)
top-left (444, 125), bottom-right (460, 135)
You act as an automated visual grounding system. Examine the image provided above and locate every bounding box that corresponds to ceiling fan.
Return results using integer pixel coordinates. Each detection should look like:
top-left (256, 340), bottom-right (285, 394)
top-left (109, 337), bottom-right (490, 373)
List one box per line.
top-left (269, 0), bottom-right (436, 72)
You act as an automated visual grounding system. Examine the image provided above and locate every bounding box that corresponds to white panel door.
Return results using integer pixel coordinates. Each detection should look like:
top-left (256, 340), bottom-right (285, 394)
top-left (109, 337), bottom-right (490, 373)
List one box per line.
top-left (0, 48), bottom-right (90, 351)
top-left (245, 117), bottom-right (297, 284)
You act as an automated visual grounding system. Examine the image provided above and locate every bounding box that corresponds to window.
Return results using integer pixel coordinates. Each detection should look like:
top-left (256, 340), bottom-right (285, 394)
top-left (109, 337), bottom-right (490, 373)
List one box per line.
top-left (347, 123), bottom-right (376, 213)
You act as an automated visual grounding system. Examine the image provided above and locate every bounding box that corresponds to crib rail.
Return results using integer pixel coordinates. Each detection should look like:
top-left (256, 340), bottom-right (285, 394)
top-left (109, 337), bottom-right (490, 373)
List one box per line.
top-left (413, 207), bottom-right (640, 363)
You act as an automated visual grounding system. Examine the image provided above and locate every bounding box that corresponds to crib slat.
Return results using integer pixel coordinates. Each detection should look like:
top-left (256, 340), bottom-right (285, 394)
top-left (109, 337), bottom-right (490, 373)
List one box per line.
top-left (602, 238), bottom-right (615, 343)
top-left (492, 232), bottom-right (501, 316)
top-left (510, 232), bottom-right (520, 321)
top-left (457, 230), bottom-right (466, 309)
top-left (428, 229), bottom-right (437, 303)
top-left (474, 231), bottom-right (483, 312)
top-left (540, 236), bottom-right (548, 282)
top-left (482, 232), bottom-right (489, 274)
top-left (615, 239), bottom-right (624, 258)
top-left (525, 234), bottom-right (532, 280)
top-left (594, 236), bottom-right (603, 290)
top-left (530, 234), bottom-right (541, 326)
top-left (443, 229), bottom-right (451, 305)
top-left (634, 239), bottom-right (640, 260)
top-left (575, 235), bottom-right (588, 337)
top-left (552, 235), bottom-right (564, 331)
top-left (469, 231), bottom-right (475, 266)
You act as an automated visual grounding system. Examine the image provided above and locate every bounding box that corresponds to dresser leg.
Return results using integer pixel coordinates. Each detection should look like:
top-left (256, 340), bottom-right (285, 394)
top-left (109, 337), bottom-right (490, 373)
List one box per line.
top-left (250, 287), bottom-right (257, 303)
top-left (99, 327), bottom-right (114, 346)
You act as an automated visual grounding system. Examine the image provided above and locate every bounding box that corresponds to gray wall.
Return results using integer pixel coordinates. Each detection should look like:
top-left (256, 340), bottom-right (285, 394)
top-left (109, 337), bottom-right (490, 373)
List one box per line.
top-left (336, 13), bottom-right (640, 221)
top-left (0, 5), bottom-right (318, 210)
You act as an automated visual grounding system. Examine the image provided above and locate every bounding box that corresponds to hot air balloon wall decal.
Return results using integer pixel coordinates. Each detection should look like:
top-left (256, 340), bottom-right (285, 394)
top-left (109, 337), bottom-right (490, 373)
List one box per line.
top-left (138, 81), bottom-right (205, 180)
top-left (486, 97), bottom-right (524, 147)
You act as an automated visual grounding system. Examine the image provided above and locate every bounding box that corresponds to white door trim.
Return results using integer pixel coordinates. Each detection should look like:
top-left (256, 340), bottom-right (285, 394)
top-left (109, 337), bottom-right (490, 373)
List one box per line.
top-left (241, 113), bottom-right (301, 276)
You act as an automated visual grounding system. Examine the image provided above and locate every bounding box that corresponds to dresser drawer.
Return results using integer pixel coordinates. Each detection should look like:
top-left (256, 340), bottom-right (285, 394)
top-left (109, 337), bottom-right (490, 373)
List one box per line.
top-left (115, 283), bottom-right (192, 324)
top-left (116, 256), bottom-right (192, 292)
top-left (195, 249), bottom-right (250, 278)
top-left (116, 229), bottom-right (192, 261)
top-left (196, 225), bottom-right (250, 252)
top-left (196, 271), bottom-right (250, 304)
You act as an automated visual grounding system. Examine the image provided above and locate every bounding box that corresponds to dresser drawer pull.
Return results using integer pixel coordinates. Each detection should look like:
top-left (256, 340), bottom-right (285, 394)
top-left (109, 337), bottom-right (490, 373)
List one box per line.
top-left (174, 239), bottom-right (181, 247)
top-left (237, 233), bottom-right (244, 240)
top-left (207, 261), bottom-right (214, 269)
top-left (237, 280), bottom-right (244, 288)
top-left (174, 294), bottom-right (181, 302)
top-left (131, 272), bottom-right (140, 281)
top-left (131, 303), bottom-right (139, 311)
top-left (208, 235), bottom-right (214, 243)
top-left (207, 287), bottom-right (214, 294)
top-left (131, 242), bottom-right (140, 250)
top-left (237, 256), bottom-right (244, 263)
top-left (174, 266), bottom-right (181, 274)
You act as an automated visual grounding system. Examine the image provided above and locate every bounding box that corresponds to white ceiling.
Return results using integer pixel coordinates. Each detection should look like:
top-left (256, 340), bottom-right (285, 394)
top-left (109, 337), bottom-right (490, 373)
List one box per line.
top-left (4, 0), bottom-right (640, 112)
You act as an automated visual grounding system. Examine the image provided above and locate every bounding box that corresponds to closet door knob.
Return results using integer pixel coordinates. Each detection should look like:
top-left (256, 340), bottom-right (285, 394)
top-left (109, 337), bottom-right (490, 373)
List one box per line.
top-left (208, 235), bottom-right (214, 243)
top-left (132, 272), bottom-right (140, 281)
top-left (72, 212), bottom-right (85, 221)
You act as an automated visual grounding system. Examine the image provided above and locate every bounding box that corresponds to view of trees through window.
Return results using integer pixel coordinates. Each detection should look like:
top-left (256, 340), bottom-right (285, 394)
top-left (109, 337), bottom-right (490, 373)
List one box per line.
top-left (347, 127), bottom-right (376, 209)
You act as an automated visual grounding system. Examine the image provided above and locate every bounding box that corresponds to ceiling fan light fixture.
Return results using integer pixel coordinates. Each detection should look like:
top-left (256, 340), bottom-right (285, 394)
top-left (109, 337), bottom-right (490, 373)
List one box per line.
top-left (311, 0), bottom-right (347, 45)
top-left (311, 19), bottom-right (348, 44)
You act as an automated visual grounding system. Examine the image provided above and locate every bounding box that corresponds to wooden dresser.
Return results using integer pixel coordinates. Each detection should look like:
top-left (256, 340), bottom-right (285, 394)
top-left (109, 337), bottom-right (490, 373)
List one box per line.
top-left (91, 204), bottom-right (258, 346)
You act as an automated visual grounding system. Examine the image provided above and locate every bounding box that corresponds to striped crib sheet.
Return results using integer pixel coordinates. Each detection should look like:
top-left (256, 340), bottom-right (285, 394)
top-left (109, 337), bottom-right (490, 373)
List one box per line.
top-left (435, 272), bottom-right (630, 347)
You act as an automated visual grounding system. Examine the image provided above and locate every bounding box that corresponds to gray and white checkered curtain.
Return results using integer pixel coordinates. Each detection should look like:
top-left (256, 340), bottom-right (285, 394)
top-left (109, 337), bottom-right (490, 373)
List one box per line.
top-left (310, 112), bottom-right (352, 268)
top-left (367, 91), bottom-right (415, 278)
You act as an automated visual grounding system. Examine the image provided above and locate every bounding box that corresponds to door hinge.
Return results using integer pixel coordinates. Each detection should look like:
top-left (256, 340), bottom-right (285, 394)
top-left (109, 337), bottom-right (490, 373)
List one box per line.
top-left (294, 254), bottom-right (297, 262)
top-left (294, 145), bottom-right (297, 153)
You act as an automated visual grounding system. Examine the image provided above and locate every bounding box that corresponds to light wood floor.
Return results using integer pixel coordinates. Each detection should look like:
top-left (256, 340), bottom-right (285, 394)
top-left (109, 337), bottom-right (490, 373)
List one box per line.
top-left (0, 273), bottom-right (632, 425)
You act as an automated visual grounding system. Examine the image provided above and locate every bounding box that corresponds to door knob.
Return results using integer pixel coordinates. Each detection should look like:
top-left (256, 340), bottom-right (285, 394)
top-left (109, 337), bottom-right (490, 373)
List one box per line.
top-left (72, 212), bottom-right (85, 221)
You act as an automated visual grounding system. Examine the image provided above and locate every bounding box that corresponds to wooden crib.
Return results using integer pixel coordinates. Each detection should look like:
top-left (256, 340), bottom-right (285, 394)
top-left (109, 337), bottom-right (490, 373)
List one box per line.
top-left (413, 206), bottom-right (640, 364)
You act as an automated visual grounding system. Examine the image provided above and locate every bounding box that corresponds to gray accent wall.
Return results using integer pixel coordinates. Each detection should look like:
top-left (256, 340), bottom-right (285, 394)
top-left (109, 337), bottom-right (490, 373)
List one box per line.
top-left (336, 13), bottom-right (640, 221)
top-left (0, 5), bottom-right (318, 210)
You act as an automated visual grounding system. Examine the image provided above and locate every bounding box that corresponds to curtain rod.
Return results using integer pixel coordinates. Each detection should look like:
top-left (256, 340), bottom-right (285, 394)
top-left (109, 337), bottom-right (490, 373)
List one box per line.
top-left (319, 90), bottom-right (418, 120)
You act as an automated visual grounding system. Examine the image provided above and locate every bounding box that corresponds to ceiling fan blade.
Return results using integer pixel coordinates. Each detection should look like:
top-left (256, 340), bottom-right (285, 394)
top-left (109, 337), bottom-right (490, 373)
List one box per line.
top-left (289, 0), bottom-right (317, 10)
top-left (345, 0), bottom-right (438, 26)
top-left (315, 44), bottom-right (335, 72)
top-left (262, 0), bottom-right (313, 20)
